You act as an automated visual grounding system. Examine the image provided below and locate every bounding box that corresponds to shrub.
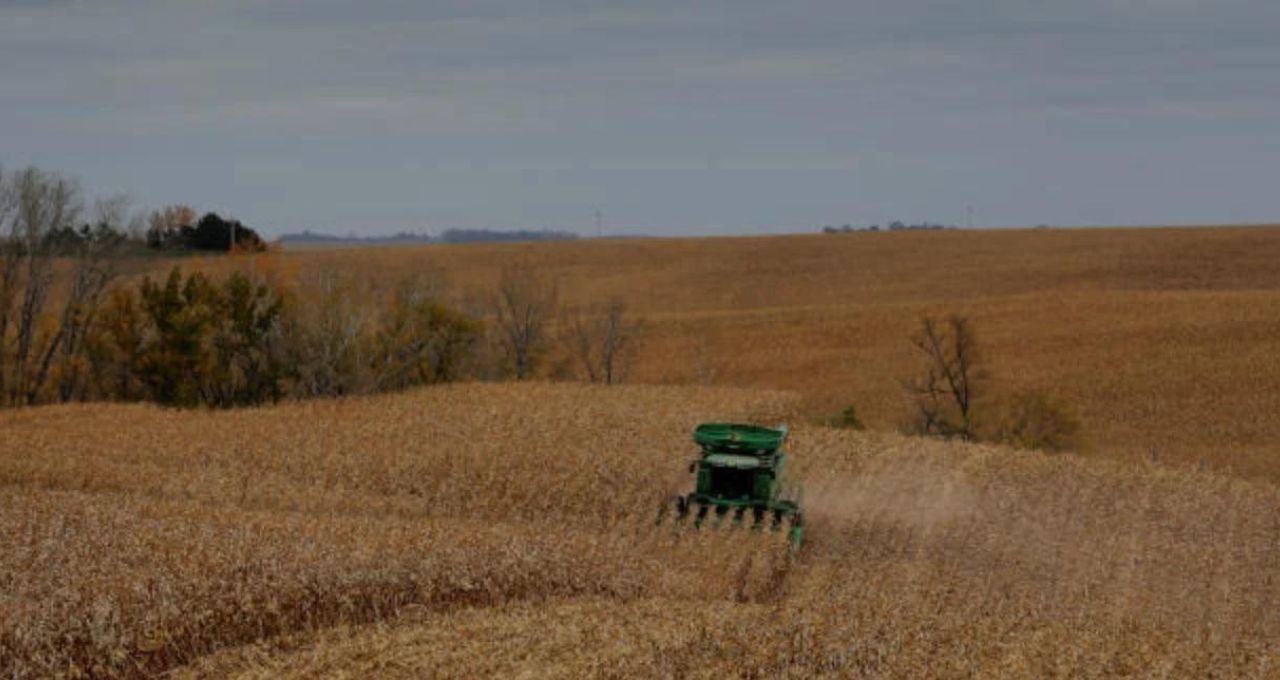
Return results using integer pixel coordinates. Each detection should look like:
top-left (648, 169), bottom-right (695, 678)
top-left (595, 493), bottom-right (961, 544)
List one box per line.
top-left (988, 390), bottom-right (1085, 453)
top-left (827, 404), bottom-right (865, 430)
top-left (371, 280), bottom-right (482, 391)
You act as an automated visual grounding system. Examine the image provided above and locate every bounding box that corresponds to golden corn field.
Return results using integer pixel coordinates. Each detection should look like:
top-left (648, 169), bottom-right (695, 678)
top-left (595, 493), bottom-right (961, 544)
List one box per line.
top-left (5, 226), bottom-right (1280, 677)
top-left (5, 382), bottom-right (1280, 678)
top-left (198, 225), bottom-right (1280, 477)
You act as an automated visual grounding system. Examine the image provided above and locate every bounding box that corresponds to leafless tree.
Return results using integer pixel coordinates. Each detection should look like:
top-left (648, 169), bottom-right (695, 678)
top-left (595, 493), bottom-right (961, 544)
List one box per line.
top-left (904, 315), bottom-right (984, 441)
top-left (279, 268), bottom-right (472, 398)
top-left (492, 263), bottom-right (558, 380)
top-left (0, 168), bottom-right (20, 401)
top-left (278, 267), bottom-right (375, 397)
top-left (0, 168), bottom-right (133, 406)
top-left (566, 297), bottom-right (644, 384)
top-left (0, 167), bottom-right (83, 406)
top-left (145, 204), bottom-right (196, 249)
top-left (40, 197), bottom-right (132, 402)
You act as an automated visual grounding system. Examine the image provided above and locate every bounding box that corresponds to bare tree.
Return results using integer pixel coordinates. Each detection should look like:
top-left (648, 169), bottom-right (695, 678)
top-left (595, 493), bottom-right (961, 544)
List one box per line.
top-left (40, 197), bottom-right (131, 402)
top-left (278, 267), bottom-right (376, 397)
top-left (0, 168), bottom-right (83, 406)
top-left (566, 297), bottom-right (644, 384)
top-left (0, 168), bottom-right (20, 401)
top-left (145, 204), bottom-right (196, 249)
top-left (492, 263), bottom-right (558, 380)
top-left (0, 168), bottom-right (132, 406)
top-left (904, 315), bottom-right (984, 441)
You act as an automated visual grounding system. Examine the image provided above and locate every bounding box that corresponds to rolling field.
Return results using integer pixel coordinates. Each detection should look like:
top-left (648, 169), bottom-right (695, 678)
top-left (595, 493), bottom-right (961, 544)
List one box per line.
top-left (246, 226), bottom-right (1280, 479)
top-left (7, 226), bottom-right (1280, 677)
top-left (4, 383), bottom-right (1280, 678)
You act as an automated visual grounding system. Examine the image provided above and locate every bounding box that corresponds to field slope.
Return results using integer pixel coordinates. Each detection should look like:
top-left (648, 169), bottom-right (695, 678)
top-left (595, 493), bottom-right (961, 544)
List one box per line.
top-left (4, 383), bottom-right (1280, 678)
top-left (258, 226), bottom-right (1280, 479)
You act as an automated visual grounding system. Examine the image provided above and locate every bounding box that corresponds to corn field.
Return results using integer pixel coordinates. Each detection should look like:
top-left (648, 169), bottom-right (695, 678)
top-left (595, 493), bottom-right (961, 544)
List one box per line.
top-left (200, 226), bottom-right (1280, 479)
top-left (4, 383), bottom-right (1280, 678)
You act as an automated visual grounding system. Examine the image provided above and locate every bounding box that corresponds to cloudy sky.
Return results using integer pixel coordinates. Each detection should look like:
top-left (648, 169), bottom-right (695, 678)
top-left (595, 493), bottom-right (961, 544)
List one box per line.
top-left (2, 0), bottom-right (1277, 236)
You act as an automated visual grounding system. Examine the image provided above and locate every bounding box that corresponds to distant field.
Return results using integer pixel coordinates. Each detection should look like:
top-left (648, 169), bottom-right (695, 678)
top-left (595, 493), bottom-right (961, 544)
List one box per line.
top-left (4, 384), bottom-right (1280, 678)
top-left (223, 226), bottom-right (1280, 479)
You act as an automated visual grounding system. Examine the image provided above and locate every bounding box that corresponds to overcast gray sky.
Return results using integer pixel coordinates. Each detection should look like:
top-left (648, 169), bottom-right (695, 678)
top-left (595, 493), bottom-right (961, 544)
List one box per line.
top-left (2, 0), bottom-right (1277, 236)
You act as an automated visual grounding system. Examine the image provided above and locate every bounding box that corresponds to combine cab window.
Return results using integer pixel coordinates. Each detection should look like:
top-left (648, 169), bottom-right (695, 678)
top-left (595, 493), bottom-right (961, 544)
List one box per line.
top-left (708, 466), bottom-right (755, 500)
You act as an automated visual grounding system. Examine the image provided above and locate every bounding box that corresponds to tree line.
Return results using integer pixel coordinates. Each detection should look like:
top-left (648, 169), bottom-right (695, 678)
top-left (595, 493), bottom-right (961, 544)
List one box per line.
top-left (3, 165), bottom-right (1080, 455)
top-left (0, 165), bottom-right (642, 409)
top-left (145, 206), bottom-right (268, 253)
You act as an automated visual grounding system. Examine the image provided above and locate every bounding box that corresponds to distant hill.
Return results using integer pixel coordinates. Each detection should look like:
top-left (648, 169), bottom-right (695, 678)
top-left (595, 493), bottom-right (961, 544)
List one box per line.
top-left (280, 229), bottom-right (578, 248)
top-left (437, 228), bottom-right (578, 244)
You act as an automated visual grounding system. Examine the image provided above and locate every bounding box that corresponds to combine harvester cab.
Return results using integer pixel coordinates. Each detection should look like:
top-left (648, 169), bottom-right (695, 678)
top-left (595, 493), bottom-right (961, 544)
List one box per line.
top-left (663, 422), bottom-right (805, 548)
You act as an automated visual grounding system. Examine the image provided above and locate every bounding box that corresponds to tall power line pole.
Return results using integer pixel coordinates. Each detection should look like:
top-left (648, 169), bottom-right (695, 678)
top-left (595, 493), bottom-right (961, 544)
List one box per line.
top-left (594, 209), bottom-right (603, 239)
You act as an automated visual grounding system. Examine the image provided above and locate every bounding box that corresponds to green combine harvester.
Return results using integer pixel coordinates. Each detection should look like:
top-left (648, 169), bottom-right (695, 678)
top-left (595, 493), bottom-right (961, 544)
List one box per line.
top-left (660, 422), bottom-right (805, 548)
